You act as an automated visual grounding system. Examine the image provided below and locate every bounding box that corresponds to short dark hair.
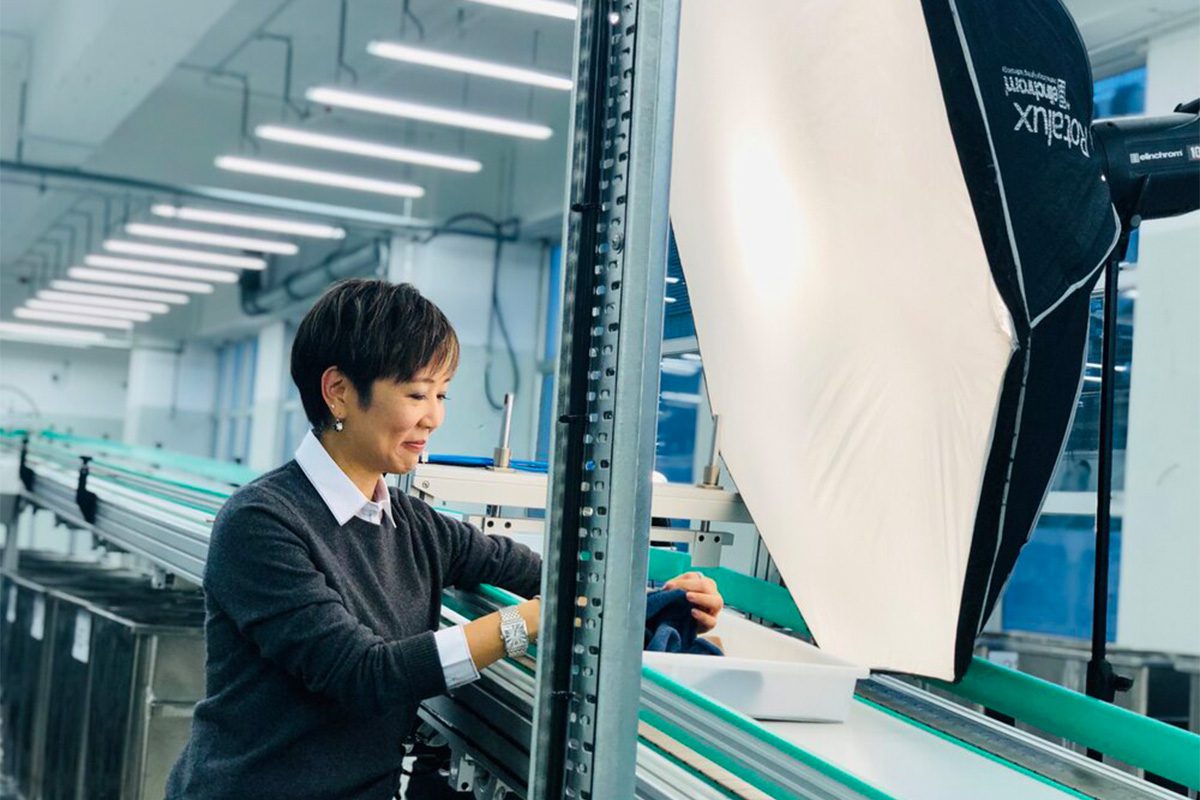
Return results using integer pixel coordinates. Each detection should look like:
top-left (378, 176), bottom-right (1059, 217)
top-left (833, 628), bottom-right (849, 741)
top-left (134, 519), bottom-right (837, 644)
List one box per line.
top-left (291, 279), bottom-right (460, 430)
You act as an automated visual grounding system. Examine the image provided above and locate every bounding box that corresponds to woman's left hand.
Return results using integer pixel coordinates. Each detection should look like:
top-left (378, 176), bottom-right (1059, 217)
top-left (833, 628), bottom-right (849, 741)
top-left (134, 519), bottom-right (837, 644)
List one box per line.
top-left (663, 571), bottom-right (724, 633)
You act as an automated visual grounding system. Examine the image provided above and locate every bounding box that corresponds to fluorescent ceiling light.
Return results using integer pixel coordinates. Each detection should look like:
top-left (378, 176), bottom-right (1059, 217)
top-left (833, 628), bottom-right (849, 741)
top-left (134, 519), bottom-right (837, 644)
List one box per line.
top-left (216, 155), bottom-right (426, 198)
top-left (103, 240), bottom-right (266, 270)
top-left (26, 299), bottom-right (151, 322)
top-left (51, 280), bottom-right (189, 305)
top-left (14, 308), bottom-right (133, 330)
top-left (67, 267), bottom-right (214, 294)
top-left (306, 87), bottom-right (553, 140)
top-left (151, 205), bottom-right (346, 239)
top-left (37, 290), bottom-right (170, 314)
top-left (86, 254), bottom-right (240, 283)
top-left (125, 223), bottom-right (298, 255)
top-left (366, 41), bottom-right (572, 91)
top-left (255, 125), bottom-right (482, 173)
top-left (0, 321), bottom-right (107, 343)
top-left (466, 0), bottom-right (577, 20)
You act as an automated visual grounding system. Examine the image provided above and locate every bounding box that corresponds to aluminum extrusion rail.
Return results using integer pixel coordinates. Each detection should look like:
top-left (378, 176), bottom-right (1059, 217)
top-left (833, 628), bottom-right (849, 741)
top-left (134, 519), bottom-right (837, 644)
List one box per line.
top-left (10, 443), bottom-right (221, 585)
top-left (433, 590), bottom-right (872, 800)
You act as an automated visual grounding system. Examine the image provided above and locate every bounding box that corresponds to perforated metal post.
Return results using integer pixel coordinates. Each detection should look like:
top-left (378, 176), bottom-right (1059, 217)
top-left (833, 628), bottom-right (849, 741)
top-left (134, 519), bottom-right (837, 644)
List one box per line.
top-left (530, 1), bottom-right (680, 798)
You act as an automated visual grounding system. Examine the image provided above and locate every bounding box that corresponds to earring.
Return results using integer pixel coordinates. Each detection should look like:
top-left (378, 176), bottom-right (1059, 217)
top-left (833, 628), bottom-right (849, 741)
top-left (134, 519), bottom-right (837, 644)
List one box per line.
top-left (333, 418), bottom-right (344, 432)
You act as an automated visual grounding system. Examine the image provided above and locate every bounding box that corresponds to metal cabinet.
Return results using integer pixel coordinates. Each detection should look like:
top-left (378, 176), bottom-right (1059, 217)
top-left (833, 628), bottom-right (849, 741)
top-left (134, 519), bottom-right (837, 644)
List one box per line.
top-left (1, 555), bottom-right (204, 800)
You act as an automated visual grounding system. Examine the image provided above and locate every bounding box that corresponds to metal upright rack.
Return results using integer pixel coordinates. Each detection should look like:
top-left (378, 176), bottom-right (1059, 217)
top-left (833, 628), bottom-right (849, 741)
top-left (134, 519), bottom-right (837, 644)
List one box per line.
top-left (529, 1), bottom-right (681, 797)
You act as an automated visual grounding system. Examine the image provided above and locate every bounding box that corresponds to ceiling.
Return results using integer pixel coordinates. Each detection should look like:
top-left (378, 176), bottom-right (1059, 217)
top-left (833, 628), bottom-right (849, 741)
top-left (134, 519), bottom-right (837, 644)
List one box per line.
top-left (0, 0), bottom-right (577, 342)
top-left (0, 0), bottom-right (1195, 346)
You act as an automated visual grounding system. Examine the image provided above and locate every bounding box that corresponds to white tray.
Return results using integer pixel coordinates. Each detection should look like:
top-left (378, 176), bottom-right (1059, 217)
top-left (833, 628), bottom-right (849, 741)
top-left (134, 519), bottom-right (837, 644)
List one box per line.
top-left (642, 614), bottom-right (868, 722)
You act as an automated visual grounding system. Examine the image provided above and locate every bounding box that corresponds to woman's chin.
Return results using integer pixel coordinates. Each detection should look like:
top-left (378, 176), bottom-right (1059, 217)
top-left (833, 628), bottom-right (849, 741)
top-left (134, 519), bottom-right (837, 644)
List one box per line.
top-left (389, 452), bottom-right (420, 474)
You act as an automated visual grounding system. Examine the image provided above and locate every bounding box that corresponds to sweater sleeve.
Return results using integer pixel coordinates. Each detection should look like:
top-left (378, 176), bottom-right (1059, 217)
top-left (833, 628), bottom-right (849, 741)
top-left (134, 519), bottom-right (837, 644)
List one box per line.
top-left (204, 491), bottom-right (447, 717)
top-left (405, 495), bottom-right (542, 598)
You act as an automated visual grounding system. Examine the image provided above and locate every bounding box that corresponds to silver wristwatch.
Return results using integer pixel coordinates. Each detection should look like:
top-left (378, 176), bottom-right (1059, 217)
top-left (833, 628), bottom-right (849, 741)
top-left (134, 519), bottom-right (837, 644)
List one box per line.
top-left (498, 605), bottom-right (529, 659)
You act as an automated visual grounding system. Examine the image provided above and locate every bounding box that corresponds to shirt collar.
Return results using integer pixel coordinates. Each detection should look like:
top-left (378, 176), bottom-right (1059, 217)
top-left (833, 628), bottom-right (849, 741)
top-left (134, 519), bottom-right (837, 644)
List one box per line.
top-left (295, 430), bottom-right (394, 527)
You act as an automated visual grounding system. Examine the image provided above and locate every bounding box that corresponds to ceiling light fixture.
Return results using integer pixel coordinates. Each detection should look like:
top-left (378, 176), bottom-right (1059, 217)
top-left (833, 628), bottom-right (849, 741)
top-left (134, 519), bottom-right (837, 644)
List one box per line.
top-left (26, 299), bottom-right (152, 322)
top-left (37, 290), bottom-right (170, 314)
top-left (216, 155), bottom-right (426, 198)
top-left (465, 0), bottom-right (577, 21)
top-left (51, 280), bottom-right (190, 305)
top-left (125, 223), bottom-right (298, 255)
top-left (103, 240), bottom-right (266, 270)
top-left (86, 254), bottom-right (240, 283)
top-left (306, 87), bottom-right (553, 140)
top-left (14, 308), bottom-right (134, 330)
top-left (0, 321), bottom-right (108, 344)
top-left (67, 267), bottom-right (214, 294)
top-left (366, 42), bottom-right (572, 91)
top-left (255, 125), bottom-right (483, 173)
top-left (151, 205), bottom-right (346, 239)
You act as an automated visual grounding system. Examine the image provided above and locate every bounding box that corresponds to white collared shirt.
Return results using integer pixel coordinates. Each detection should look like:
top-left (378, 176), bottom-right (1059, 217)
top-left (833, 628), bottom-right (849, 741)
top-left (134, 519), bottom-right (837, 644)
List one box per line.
top-left (294, 430), bottom-right (479, 690)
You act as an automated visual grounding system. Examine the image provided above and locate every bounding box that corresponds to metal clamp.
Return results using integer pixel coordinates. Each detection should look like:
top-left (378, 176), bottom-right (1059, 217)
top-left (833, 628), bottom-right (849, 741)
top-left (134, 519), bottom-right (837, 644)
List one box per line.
top-left (75, 455), bottom-right (98, 524)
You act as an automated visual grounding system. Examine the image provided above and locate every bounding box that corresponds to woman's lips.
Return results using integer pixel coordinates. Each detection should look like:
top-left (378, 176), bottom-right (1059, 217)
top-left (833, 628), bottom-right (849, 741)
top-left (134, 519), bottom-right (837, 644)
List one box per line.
top-left (402, 441), bottom-right (426, 453)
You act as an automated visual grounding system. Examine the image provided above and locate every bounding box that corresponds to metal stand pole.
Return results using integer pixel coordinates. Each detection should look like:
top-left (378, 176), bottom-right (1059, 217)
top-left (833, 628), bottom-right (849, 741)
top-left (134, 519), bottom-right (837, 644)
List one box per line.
top-left (1084, 229), bottom-right (1134, 760)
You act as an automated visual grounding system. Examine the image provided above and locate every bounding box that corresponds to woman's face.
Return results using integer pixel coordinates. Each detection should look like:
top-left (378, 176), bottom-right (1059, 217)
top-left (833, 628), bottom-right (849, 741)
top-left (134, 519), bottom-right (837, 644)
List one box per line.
top-left (341, 366), bottom-right (453, 475)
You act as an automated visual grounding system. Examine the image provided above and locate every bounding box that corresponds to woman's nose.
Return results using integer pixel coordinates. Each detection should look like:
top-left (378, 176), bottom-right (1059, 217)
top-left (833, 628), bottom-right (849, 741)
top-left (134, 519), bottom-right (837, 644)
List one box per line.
top-left (420, 402), bottom-right (441, 430)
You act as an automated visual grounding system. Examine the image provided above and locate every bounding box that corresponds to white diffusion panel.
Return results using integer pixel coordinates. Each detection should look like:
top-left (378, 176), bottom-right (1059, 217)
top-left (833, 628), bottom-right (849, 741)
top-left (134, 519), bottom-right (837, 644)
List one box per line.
top-left (670, 0), bottom-right (1016, 678)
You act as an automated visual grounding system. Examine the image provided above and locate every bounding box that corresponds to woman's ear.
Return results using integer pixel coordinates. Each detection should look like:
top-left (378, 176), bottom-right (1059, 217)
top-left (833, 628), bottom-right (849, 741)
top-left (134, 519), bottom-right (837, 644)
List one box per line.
top-left (320, 366), bottom-right (350, 419)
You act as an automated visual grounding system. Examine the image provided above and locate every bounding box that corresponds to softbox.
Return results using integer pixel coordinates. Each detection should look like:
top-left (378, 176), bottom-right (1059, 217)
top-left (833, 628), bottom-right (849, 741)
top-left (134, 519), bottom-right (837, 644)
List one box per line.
top-left (669, 0), bottom-right (1118, 680)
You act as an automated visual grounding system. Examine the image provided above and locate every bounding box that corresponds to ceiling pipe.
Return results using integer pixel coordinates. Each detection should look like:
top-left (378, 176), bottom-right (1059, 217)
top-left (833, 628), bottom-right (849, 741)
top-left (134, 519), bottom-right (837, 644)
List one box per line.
top-left (239, 238), bottom-right (385, 315)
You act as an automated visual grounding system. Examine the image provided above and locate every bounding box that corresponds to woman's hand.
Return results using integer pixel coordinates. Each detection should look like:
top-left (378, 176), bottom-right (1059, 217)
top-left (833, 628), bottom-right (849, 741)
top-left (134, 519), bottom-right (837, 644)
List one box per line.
top-left (663, 571), bottom-right (724, 633)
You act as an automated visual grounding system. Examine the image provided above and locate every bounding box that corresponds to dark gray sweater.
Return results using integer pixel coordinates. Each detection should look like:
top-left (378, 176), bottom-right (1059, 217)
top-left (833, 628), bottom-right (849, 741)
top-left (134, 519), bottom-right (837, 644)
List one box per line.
top-left (165, 461), bottom-right (542, 800)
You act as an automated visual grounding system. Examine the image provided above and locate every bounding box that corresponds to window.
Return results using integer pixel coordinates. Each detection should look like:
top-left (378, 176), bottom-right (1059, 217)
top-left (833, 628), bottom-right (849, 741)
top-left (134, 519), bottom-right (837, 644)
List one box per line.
top-left (663, 227), bottom-right (695, 341)
top-left (655, 228), bottom-right (705, 482)
top-left (998, 65), bottom-right (1147, 640)
top-left (213, 338), bottom-right (257, 464)
top-left (656, 355), bottom-right (704, 482)
top-left (280, 327), bottom-right (309, 463)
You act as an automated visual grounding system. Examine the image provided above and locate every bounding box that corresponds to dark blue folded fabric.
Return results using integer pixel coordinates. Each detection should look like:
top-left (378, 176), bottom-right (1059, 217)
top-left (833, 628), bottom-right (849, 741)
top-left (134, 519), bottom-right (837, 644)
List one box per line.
top-left (643, 589), bottom-right (723, 656)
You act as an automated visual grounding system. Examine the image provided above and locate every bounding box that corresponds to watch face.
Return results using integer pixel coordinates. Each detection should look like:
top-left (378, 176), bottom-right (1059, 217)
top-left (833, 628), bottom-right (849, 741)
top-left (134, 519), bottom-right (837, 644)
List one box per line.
top-left (500, 612), bottom-right (527, 657)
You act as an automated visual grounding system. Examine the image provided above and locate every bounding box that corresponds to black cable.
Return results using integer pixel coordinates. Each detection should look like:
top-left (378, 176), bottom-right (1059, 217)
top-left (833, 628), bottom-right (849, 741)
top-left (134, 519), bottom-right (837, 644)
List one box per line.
top-left (421, 213), bottom-right (523, 411)
top-left (0, 385), bottom-right (42, 417)
top-left (483, 232), bottom-right (522, 410)
top-left (401, 0), bottom-right (426, 40)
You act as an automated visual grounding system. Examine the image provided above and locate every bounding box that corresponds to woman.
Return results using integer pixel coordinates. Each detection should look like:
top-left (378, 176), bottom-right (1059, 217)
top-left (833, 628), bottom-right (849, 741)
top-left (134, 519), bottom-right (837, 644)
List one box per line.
top-left (166, 279), bottom-right (723, 799)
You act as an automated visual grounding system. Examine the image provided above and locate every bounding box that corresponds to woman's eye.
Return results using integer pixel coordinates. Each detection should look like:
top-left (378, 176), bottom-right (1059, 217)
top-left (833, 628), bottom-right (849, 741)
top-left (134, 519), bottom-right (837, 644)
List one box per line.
top-left (409, 394), bottom-right (427, 401)
top-left (438, 394), bottom-right (449, 401)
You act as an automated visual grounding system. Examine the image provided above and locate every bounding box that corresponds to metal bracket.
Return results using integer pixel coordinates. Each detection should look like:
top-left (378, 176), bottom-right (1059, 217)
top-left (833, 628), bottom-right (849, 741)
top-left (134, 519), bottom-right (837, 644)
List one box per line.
top-left (469, 515), bottom-right (545, 539)
top-left (650, 527), bottom-right (734, 569)
top-left (448, 750), bottom-right (479, 794)
top-left (150, 566), bottom-right (176, 590)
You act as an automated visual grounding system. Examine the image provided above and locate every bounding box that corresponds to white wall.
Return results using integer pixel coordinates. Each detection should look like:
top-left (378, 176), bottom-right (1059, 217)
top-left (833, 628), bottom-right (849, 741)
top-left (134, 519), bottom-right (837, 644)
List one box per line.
top-left (123, 342), bottom-right (219, 457)
top-left (1115, 23), bottom-right (1200, 654)
top-left (389, 234), bottom-right (549, 460)
top-left (0, 339), bottom-right (129, 439)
